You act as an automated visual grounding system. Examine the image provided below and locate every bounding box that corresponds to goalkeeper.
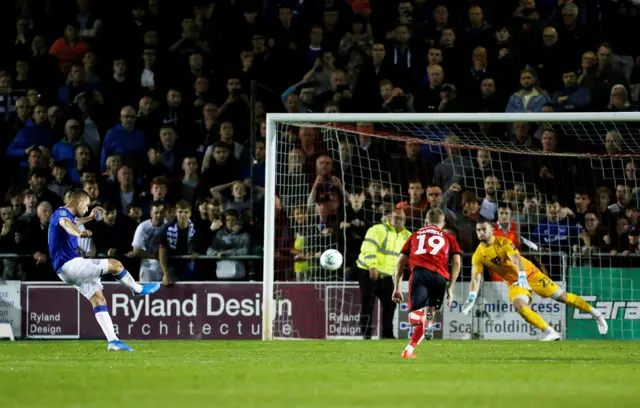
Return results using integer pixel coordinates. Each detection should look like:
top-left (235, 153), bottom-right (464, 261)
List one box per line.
top-left (461, 220), bottom-right (608, 341)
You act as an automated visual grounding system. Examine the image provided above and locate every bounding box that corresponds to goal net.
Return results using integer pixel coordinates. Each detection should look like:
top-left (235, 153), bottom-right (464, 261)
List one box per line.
top-left (262, 112), bottom-right (640, 341)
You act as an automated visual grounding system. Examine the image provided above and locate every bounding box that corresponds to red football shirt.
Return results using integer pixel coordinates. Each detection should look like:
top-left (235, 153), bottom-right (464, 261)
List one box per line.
top-left (400, 225), bottom-right (462, 279)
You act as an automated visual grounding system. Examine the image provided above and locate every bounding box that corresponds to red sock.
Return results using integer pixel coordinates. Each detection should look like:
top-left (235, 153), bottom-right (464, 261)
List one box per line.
top-left (409, 325), bottom-right (424, 347)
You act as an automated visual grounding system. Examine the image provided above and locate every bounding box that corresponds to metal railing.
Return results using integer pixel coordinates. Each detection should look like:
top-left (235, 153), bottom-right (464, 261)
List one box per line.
top-left (0, 249), bottom-right (580, 283)
top-left (571, 252), bottom-right (640, 268)
top-left (0, 253), bottom-right (264, 281)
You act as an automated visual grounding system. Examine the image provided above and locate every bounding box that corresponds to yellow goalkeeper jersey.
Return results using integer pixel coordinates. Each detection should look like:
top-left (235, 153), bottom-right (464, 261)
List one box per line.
top-left (471, 236), bottom-right (537, 285)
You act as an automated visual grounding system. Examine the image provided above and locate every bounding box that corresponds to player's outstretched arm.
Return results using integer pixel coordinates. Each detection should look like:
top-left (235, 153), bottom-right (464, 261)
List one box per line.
top-left (392, 253), bottom-right (409, 303)
top-left (509, 253), bottom-right (532, 290)
top-left (59, 218), bottom-right (89, 238)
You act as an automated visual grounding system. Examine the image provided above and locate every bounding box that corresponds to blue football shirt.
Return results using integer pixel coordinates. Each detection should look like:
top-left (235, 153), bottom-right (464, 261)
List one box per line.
top-left (48, 207), bottom-right (80, 272)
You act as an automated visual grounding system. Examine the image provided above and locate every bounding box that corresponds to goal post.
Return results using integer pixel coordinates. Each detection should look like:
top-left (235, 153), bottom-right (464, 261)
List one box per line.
top-left (262, 112), bottom-right (640, 341)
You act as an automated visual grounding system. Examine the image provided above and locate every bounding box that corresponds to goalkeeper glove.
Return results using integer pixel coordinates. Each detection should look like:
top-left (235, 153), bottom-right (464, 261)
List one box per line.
top-left (461, 292), bottom-right (477, 316)
top-left (514, 271), bottom-right (532, 290)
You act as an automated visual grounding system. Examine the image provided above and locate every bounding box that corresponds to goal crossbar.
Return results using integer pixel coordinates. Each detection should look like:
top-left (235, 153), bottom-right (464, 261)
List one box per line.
top-left (267, 112), bottom-right (640, 124)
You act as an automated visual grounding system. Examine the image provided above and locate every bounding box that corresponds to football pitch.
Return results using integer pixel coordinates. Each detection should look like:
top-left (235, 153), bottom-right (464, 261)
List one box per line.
top-left (1, 340), bottom-right (639, 408)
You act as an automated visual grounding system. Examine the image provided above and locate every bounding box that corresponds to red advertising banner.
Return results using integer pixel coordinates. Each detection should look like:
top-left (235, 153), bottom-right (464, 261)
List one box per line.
top-left (21, 282), bottom-right (379, 340)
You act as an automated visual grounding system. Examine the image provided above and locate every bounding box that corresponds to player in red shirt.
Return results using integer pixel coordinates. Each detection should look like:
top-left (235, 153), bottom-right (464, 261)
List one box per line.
top-left (393, 208), bottom-right (462, 358)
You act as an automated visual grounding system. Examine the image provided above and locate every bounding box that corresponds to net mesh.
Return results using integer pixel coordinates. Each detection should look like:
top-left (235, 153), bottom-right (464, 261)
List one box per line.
top-left (269, 118), bottom-right (640, 340)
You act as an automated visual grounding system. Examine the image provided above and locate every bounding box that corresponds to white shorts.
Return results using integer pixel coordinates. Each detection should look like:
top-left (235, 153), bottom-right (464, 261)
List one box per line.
top-left (58, 258), bottom-right (109, 299)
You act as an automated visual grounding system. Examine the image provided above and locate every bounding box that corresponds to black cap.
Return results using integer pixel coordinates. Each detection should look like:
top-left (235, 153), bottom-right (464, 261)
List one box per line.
top-left (29, 168), bottom-right (48, 179)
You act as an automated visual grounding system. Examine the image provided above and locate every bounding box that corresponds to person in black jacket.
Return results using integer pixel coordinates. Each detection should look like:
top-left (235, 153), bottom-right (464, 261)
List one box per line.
top-left (583, 43), bottom-right (631, 111)
top-left (24, 201), bottom-right (53, 280)
top-left (90, 201), bottom-right (138, 259)
top-left (0, 202), bottom-right (23, 280)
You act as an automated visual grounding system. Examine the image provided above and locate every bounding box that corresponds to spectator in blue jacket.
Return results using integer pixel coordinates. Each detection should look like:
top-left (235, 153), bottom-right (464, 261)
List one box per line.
top-left (100, 106), bottom-right (146, 172)
top-left (552, 69), bottom-right (590, 112)
top-left (505, 67), bottom-right (550, 113)
top-left (58, 63), bottom-right (99, 108)
top-left (51, 119), bottom-right (85, 169)
top-left (531, 198), bottom-right (582, 252)
top-left (6, 105), bottom-right (53, 167)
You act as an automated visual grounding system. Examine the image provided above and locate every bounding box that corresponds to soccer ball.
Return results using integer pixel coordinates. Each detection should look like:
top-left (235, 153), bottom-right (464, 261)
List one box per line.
top-left (320, 249), bottom-right (343, 271)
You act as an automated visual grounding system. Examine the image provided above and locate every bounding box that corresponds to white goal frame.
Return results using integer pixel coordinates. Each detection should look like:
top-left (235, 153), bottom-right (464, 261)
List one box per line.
top-left (262, 111), bottom-right (640, 340)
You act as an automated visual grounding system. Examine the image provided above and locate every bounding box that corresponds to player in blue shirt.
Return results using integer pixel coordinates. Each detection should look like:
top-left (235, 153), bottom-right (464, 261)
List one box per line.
top-left (49, 189), bottom-right (161, 351)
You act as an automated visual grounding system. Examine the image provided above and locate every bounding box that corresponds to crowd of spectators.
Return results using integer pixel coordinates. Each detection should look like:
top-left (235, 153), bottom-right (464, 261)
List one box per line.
top-left (1, 0), bottom-right (640, 283)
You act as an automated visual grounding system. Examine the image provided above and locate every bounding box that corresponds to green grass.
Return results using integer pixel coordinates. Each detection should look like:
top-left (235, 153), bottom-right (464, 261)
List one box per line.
top-left (1, 341), bottom-right (639, 408)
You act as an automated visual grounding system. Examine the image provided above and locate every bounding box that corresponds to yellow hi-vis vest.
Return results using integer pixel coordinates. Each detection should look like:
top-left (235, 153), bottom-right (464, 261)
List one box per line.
top-left (356, 221), bottom-right (411, 276)
top-left (293, 233), bottom-right (307, 273)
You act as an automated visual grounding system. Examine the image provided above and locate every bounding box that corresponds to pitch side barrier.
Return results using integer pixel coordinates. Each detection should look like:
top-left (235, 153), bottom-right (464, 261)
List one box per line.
top-left (2, 252), bottom-right (638, 340)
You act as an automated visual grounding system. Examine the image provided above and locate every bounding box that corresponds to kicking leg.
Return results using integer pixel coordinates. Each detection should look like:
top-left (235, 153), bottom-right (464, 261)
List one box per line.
top-left (512, 295), bottom-right (559, 341)
top-left (89, 290), bottom-right (134, 352)
top-left (552, 290), bottom-right (608, 335)
top-left (107, 259), bottom-right (159, 296)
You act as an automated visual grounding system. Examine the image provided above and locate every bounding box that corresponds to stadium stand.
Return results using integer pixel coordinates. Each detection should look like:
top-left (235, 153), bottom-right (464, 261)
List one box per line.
top-left (1, 0), bottom-right (640, 289)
